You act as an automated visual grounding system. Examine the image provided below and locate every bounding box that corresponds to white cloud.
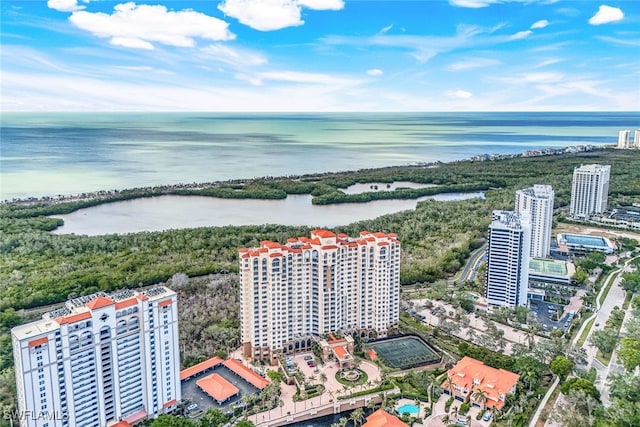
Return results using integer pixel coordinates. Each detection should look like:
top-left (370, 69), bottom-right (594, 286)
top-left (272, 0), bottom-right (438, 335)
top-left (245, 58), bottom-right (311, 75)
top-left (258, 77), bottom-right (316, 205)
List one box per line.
top-left (47, 0), bottom-right (84, 12)
top-left (298, 0), bottom-right (344, 10)
top-left (595, 36), bottom-right (640, 47)
top-left (258, 70), bottom-right (357, 86)
top-left (367, 69), bottom-right (383, 76)
top-left (449, 0), bottom-right (497, 8)
top-left (510, 30), bottom-right (532, 40)
top-left (69, 3), bottom-right (235, 49)
top-left (380, 24), bottom-right (393, 34)
top-left (199, 44), bottom-right (268, 68)
top-left (446, 57), bottom-right (499, 71)
top-left (589, 5), bottom-right (624, 25)
top-left (531, 19), bottom-right (549, 29)
top-left (446, 89), bottom-right (473, 99)
top-left (218, 0), bottom-right (344, 31)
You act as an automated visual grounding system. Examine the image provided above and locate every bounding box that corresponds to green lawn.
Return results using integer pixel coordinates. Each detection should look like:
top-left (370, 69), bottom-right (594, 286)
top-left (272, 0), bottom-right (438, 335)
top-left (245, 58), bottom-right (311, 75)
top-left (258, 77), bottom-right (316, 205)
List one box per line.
top-left (576, 317), bottom-right (596, 347)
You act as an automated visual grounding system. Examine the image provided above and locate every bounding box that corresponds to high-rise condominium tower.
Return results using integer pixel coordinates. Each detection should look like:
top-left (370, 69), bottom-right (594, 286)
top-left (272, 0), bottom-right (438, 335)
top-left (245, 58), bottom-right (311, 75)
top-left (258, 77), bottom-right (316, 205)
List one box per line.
top-left (515, 185), bottom-right (554, 258)
top-left (570, 164), bottom-right (611, 219)
top-left (11, 287), bottom-right (180, 427)
top-left (618, 130), bottom-right (631, 149)
top-left (239, 230), bottom-right (400, 361)
top-left (485, 210), bottom-right (531, 308)
top-left (634, 129), bottom-right (640, 149)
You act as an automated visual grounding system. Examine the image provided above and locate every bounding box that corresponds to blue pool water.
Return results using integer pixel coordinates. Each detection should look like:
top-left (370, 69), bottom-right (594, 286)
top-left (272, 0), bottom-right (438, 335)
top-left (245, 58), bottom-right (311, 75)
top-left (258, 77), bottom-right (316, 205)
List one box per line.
top-left (397, 403), bottom-right (420, 415)
top-left (563, 234), bottom-right (607, 247)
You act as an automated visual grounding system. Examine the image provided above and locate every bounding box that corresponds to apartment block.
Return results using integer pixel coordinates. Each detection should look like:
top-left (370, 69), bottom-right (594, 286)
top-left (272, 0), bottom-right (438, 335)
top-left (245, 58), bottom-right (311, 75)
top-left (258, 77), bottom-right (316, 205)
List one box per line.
top-left (11, 287), bottom-right (180, 427)
top-left (485, 210), bottom-right (531, 308)
top-left (239, 230), bottom-right (400, 361)
top-left (570, 164), bottom-right (610, 219)
top-left (515, 185), bottom-right (554, 258)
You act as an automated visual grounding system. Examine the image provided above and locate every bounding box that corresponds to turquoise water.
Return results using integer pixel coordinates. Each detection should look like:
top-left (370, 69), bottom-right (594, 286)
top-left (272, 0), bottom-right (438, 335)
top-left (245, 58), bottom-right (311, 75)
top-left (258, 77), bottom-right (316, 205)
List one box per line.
top-left (397, 404), bottom-right (420, 415)
top-left (2, 112), bottom-right (635, 200)
top-left (563, 234), bottom-right (607, 247)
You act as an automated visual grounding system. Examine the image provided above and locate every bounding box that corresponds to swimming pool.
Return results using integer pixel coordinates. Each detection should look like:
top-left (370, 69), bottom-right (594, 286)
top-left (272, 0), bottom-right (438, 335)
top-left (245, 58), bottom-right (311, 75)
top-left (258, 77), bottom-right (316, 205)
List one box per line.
top-left (563, 234), bottom-right (607, 247)
top-left (397, 403), bottom-right (420, 416)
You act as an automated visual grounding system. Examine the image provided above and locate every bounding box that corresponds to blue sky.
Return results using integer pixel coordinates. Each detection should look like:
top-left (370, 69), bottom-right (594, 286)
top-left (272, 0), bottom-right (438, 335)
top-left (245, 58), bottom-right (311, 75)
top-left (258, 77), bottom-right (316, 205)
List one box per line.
top-left (1, 0), bottom-right (639, 111)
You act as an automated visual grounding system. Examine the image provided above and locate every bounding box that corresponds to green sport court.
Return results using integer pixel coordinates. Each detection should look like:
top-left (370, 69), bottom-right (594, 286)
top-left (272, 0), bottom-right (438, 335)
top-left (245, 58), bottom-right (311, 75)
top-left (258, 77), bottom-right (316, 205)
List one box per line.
top-left (529, 258), bottom-right (567, 276)
top-left (369, 335), bottom-right (440, 370)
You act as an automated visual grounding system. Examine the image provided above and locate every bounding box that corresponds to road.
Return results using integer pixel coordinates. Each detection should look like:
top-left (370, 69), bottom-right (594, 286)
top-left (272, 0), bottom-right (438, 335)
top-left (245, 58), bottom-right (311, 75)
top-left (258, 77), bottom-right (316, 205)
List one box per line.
top-left (540, 255), bottom-right (638, 427)
top-left (450, 244), bottom-right (486, 284)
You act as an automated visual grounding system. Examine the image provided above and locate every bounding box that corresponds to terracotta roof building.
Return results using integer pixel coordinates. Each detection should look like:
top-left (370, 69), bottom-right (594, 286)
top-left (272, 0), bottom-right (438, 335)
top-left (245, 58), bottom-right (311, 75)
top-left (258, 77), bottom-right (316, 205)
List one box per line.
top-left (441, 356), bottom-right (520, 410)
top-left (362, 409), bottom-right (408, 427)
top-left (196, 373), bottom-right (240, 403)
top-left (11, 287), bottom-right (180, 427)
top-left (239, 230), bottom-right (401, 362)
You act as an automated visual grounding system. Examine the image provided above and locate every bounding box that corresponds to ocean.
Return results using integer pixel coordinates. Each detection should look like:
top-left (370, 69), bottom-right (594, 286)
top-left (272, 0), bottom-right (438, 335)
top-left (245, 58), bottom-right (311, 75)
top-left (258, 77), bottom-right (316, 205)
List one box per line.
top-left (1, 112), bottom-right (636, 201)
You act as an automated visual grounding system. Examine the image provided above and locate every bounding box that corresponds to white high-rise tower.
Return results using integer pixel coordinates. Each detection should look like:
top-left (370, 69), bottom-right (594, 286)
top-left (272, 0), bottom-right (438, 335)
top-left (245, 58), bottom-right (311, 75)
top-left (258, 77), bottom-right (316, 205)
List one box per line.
top-left (515, 185), bottom-right (554, 258)
top-left (634, 129), bottom-right (640, 149)
top-left (11, 287), bottom-right (180, 427)
top-left (485, 210), bottom-right (531, 308)
top-left (570, 164), bottom-right (611, 219)
top-left (618, 130), bottom-right (631, 149)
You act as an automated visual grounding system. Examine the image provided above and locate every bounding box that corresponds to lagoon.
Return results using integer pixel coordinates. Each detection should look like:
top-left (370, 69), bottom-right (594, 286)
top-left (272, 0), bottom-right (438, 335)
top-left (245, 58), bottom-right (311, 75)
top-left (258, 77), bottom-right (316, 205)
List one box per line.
top-left (51, 191), bottom-right (484, 236)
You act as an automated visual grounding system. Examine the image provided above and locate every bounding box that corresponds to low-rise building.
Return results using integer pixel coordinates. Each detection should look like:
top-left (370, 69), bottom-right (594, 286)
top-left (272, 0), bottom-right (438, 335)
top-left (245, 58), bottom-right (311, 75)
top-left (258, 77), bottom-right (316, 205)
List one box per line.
top-left (362, 409), bottom-right (408, 427)
top-left (441, 356), bottom-right (520, 411)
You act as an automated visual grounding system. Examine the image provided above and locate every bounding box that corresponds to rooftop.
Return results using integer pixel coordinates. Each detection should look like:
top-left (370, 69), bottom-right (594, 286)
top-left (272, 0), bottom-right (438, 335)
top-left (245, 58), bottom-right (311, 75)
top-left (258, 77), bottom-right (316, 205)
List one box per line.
top-left (196, 373), bottom-right (239, 403)
top-left (529, 258), bottom-right (574, 277)
top-left (180, 356), bottom-right (224, 381)
top-left (442, 356), bottom-right (520, 410)
top-left (362, 409), bottom-right (408, 427)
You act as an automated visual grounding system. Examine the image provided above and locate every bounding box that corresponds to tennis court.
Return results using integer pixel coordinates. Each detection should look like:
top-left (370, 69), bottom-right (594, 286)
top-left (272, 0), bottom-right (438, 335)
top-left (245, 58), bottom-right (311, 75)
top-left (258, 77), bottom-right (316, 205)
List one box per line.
top-left (369, 335), bottom-right (440, 370)
top-left (529, 259), bottom-right (567, 276)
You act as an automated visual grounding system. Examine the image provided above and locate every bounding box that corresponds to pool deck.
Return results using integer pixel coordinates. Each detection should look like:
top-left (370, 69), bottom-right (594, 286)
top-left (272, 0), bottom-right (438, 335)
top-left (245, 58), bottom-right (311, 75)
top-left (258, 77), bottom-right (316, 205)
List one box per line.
top-left (396, 398), bottom-right (427, 419)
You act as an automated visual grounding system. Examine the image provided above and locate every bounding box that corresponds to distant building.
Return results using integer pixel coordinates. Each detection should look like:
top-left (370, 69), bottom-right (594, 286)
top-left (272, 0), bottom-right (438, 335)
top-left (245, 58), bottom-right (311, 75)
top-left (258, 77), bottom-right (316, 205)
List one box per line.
top-left (635, 129), bottom-right (640, 149)
top-left (570, 164), bottom-right (610, 219)
top-left (485, 210), bottom-right (531, 308)
top-left (11, 287), bottom-right (180, 427)
top-left (618, 130), bottom-right (631, 149)
top-left (239, 230), bottom-right (400, 361)
top-left (515, 185), bottom-right (554, 258)
top-left (442, 356), bottom-right (520, 411)
top-left (556, 233), bottom-right (615, 255)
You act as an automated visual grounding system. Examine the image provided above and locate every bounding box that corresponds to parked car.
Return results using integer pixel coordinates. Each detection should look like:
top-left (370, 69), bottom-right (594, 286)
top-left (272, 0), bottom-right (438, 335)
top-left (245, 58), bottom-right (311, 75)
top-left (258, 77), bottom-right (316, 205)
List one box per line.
top-left (455, 418), bottom-right (468, 425)
top-left (303, 355), bottom-right (313, 361)
top-left (187, 403), bottom-right (198, 411)
top-left (483, 411), bottom-right (492, 421)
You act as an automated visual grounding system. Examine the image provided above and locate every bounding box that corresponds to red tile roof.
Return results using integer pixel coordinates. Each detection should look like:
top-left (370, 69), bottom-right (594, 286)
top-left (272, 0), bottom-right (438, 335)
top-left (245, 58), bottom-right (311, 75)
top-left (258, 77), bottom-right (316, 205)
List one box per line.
top-left (54, 311), bottom-right (91, 325)
top-left (442, 356), bottom-right (520, 410)
top-left (158, 299), bottom-right (172, 307)
top-left (163, 399), bottom-right (177, 408)
top-left (196, 374), bottom-right (239, 402)
top-left (363, 409), bottom-right (408, 427)
top-left (223, 359), bottom-right (270, 390)
top-left (180, 356), bottom-right (224, 381)
top-left (114, 297), bottom-right (138, 310)
top-left (86, 296), bottom-right (114, 310)
top-left (28, 337), bottom-right (48, 347)
top-left (312, 229), bottom-right (336, 238)
top-left (334, 346), bottom-right (348, 360)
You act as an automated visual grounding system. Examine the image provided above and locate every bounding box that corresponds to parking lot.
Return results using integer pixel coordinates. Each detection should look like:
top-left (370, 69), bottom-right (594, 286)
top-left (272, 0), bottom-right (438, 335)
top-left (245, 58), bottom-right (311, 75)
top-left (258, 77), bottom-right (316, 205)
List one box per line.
top-left (181, 365), bottom-right (260, 418)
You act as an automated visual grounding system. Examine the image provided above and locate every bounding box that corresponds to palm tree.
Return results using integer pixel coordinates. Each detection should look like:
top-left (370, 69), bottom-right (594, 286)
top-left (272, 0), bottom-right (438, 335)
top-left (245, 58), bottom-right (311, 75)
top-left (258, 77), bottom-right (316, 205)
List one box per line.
top-left (350, 407), bottom-right (365, 427)
top-left (471, 388), bottom-right (488, 410)
top-left (451, 405), bottom-right (458, 419)
top-left (443, 414), bottom-right (451, 424)
top-left (337, 416), bottom-right (348, 427)
top-left (444, 375), bottom-right (454, 397)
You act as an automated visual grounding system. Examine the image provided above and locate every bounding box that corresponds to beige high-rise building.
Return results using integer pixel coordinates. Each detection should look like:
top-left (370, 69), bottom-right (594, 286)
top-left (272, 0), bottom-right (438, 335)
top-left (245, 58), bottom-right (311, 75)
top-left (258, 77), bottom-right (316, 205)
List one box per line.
top-left (11, 287), bottom-right (180, 427)
top-left (239, 230), bottom-right (400, 361)
top-left (570, 164), bottom-right (610, 219)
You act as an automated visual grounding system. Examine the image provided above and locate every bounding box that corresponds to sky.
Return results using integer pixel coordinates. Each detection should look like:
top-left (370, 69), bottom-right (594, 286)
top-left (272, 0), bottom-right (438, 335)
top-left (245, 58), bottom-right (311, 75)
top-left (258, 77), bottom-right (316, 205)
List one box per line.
top-left (1, 0), bottom-right (639, 111)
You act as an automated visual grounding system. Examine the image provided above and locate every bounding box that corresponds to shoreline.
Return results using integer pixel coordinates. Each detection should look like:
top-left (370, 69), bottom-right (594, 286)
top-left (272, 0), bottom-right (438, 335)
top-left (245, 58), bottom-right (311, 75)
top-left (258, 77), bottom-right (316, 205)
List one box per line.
top-left (1, 143), bottom-right (606, 207)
